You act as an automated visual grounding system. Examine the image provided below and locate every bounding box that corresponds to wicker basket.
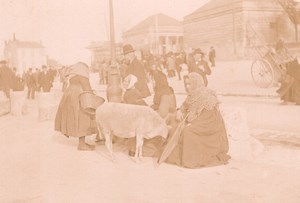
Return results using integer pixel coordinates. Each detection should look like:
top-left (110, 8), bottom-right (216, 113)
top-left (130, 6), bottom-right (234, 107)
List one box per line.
top-left (79, 91), bottom-right (105, 115)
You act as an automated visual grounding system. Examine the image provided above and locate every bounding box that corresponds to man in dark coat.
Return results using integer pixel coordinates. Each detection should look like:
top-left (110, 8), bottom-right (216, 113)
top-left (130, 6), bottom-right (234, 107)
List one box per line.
top-left (187, 49), bottom-right (195, 73)
top-left (38, 65), bottom-right (53, 92)
top-left (26, 68), bottom-right (38, 99)
top-left (123, 44), bottom-right (150, 98)
top-left (0, 60), bottom-right (14, 98)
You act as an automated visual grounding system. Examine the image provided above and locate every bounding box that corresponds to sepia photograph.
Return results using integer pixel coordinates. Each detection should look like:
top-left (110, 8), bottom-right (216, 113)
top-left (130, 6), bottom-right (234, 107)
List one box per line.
top-left (0, 0), bottom-right (300, 202)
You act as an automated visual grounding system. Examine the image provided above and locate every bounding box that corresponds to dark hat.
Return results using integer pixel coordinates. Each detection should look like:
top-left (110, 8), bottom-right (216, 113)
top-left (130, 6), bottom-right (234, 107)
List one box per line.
top-left (0, 60), bottom-right (7, 64)
top-left (123, 44), bottom-right (135, 55)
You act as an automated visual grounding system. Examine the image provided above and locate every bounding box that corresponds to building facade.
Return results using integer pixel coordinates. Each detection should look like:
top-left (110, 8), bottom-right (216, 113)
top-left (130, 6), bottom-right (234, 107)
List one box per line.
top-left (122, 13), bottom-right (184, 55)
top-left (183, 0), bottom-right (299, 60)
top-left (3, 35), bottom-right (47, 73)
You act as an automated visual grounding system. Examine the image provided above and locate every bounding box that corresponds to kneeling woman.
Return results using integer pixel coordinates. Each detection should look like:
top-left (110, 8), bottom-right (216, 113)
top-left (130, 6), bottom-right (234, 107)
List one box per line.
top-left (165, 72), bottom-right (230, 168)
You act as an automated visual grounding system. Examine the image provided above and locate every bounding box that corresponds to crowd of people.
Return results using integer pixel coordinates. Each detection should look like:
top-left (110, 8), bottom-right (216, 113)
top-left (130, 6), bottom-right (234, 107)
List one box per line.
top-left (0, 60), bottom-right (57, 100)
top-left (96, 45), bottom-right (216, 86)
top-left (2, 41), bottom-right (299, 169)
top-left (54, 44), bottom-right (231, 169)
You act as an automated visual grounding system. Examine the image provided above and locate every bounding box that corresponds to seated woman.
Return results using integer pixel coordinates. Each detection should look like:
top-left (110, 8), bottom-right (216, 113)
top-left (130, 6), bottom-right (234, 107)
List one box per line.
top-left (164, 72), bottom-right (230, 168)
top-left (151, 70), bottom-right (177, 127)
top-left (126, 71), bottom-right (176, 158)
top-left (122, 74), bottom-right (147, 106)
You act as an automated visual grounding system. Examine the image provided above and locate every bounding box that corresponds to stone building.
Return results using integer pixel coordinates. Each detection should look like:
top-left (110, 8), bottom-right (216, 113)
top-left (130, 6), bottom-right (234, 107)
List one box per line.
top-left (122, 13), bottom-right (184, 55)
top-left (183, 0), bottom-right (299, 60)
top-left (3, 35), bottom-right (47, 73)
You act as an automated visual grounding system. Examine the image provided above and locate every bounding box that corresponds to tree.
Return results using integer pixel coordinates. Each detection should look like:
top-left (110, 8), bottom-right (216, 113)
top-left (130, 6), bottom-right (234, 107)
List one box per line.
top-left (277, 0), bottom-right (300, 41)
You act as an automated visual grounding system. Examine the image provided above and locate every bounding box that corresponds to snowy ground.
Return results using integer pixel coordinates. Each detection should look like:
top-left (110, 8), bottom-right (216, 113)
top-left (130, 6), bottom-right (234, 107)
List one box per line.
top-left (0, 110), bottom-right (300, 203)
top-left (1, 60), bottom-right (300, 202)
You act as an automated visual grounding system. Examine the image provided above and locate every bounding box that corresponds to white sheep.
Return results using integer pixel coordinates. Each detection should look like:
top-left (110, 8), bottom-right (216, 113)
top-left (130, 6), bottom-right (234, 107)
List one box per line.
top-left (95, 102), bottom-right (169, 161)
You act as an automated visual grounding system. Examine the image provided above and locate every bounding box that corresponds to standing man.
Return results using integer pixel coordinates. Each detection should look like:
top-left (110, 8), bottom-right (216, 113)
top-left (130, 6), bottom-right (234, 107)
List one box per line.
top-left (186, 48), bottom-right (195, 73)
top-left (209, 46), bottom-right (216, 67)
top-left (26, 68), bottom-right (38, 99)
top-left (38, 65), bottom-right (53, 92)
top-left (0, 60), bottom-right (13, 98)
top-left (123, 44), bottom-right (150, 98)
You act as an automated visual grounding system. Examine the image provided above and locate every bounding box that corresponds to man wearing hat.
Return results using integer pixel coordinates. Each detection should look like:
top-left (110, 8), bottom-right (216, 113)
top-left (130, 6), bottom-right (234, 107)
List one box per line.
top-left (38, 65), bottom-right (53, 92)
top-left (190, 48), bottom-right (211, 86)
top-left (123, 44), bottom-right (150, 98)
top-left (0, 60), bottom-right (14, 98)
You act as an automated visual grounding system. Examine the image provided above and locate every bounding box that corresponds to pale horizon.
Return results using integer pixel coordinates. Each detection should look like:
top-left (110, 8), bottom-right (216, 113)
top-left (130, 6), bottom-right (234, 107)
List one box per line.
top-left (0, 0), bottom-right (209, 65)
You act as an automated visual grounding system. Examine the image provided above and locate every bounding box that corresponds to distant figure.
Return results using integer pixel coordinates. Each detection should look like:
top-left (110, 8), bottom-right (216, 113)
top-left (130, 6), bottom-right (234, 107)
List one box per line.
top-left (175, 53), bottom-right (183, 80)
top-left (186, 48), bottom-right (195, 73)
top-left (33, 68), bottom-right (40, 92)
top-left (38, 65), bottom-right (53, 92)
top-left (48, 67), bottom-right (57, 83)
top-left (190, 48), bottom-right (212, 86)
top-left (26, 68), bottom-right (34, 99)
top-left (123, 44), bottom-right (150, 98)
top-left (209, 46), bottom-right (216, 67)
top-left (166, 52), bottom-right (176, 78)
top-left (26, 68), bottom-right (39, 99)
top-left (12, 72), bottom-right (25, 91)
top-left (0, 60), bottom-right (13, 98)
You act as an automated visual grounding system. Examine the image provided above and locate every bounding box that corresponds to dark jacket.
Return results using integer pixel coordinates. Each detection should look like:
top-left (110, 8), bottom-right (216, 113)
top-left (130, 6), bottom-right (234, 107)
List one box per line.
top-left (127, 58), bottom-right (151, 98)
top-left (39, 71), bottom-right (53, 92)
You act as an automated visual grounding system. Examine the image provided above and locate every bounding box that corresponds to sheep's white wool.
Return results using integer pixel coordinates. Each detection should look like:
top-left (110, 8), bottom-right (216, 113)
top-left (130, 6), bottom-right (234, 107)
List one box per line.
top-left (96, 103), bottom-right (168, 139)
top-left (96, 102), bottom-right (169, 159)
top-left (220, 105), bottom-right (264, 160)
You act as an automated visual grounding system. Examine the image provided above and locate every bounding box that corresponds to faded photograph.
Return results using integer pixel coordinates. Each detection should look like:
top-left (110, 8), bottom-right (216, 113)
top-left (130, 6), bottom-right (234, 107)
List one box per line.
top-left (0, 0), bottom-right (300, 202)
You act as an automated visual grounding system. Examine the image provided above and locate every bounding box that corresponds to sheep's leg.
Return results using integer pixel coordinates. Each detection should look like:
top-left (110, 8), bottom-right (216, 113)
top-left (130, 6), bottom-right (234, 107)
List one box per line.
top-left (96, 125), bottom-right (105, 141)
top-left (102, 129), bottom-right (114, 161)
top-left (135, 134), bottom-right (144, 162)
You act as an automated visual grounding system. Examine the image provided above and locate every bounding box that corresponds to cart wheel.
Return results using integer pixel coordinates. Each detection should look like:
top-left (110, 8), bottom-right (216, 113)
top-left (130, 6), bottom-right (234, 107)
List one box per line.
top-left (251, 59), bottom-right (274, 88)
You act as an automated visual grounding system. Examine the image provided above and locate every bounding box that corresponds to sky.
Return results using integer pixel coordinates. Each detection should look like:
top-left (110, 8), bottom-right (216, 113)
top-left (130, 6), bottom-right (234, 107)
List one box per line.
top-left (0, 0), bottom-right (209, 64)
